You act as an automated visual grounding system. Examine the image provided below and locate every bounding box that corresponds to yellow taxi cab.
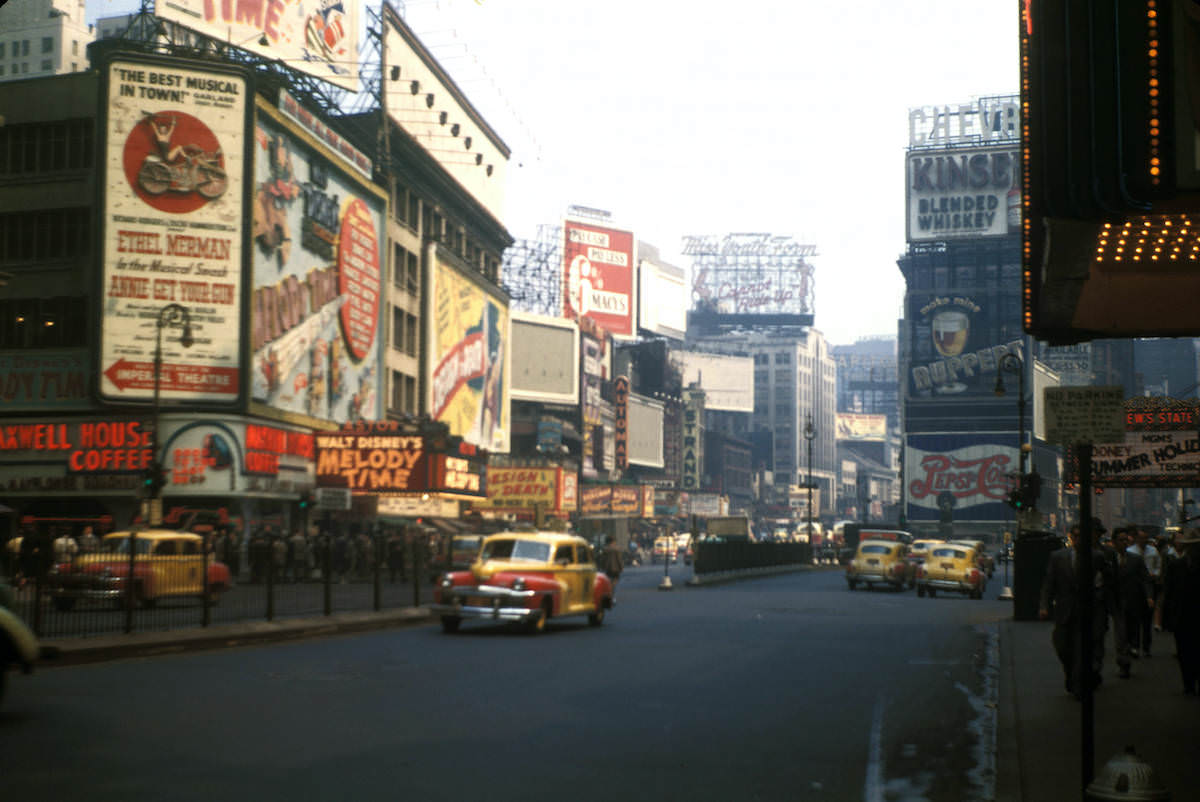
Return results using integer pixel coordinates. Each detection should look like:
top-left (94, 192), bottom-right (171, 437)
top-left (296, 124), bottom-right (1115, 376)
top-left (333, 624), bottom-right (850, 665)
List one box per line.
top-left (431, 531), bottom-right (615, 634)
top-left (45, 530), bottom-right (233, 610)
top-left (949, 538), bottom-right (995, 578)
top-left (906, 538), bottom-right (945, 573)
top-left (846, 538), bottom-right (915, 591)
top-left (916, 542), bottom-right (986, 599)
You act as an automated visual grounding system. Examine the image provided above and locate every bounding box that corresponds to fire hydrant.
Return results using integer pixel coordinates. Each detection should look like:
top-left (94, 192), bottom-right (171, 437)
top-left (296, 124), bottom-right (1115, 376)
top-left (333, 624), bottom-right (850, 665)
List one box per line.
top-left (1086, 746), bottom-right (1170, 801)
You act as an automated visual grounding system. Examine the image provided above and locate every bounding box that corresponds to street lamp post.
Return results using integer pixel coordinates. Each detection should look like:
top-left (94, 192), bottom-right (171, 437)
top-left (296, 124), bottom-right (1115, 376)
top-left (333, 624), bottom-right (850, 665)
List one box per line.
top-left (149, 303), bottom-right (194, 525)
top-left (994, 353), bottom-right (1027, 476)
top-left (804, 413), bottom-right (816, 549)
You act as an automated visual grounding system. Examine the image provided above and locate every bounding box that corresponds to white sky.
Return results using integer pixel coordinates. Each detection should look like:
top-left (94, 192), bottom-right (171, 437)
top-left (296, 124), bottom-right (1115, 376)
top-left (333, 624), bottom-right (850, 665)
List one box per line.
top-left (89, 0), bottom-right (1020, 346)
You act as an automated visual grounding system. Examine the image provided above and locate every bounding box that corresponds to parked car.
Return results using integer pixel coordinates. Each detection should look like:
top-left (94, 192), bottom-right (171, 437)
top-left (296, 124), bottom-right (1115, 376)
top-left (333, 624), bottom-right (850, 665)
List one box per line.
top-left (431, 531), bottom-right (614, 634)
top-left (44, 530), bottom-right (233, 611)
top-left (916, 543), bottom-right (986, 599)
top-left (0, 584), bottom-right (39, 709)
top-left (846, 538), bottom-right (915, 591)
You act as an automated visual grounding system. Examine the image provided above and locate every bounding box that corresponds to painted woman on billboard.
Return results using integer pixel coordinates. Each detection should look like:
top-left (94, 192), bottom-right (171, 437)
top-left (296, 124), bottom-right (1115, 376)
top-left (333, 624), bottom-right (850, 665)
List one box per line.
top-left (430, 262), bottom-right (509, 453)
top-left (248, 102), bottom-right (385, 424)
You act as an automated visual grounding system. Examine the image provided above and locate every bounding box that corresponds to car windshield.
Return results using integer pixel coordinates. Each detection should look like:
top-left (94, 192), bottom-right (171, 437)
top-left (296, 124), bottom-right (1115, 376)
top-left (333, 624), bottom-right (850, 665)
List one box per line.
top-left (860, 544), bottom-right (891, 555)
top-left (451, 537), bottom-right (481, 553)
top-left (101, 537), bottom-right (152, 555)
top-left (481, 538), bottom-right (552, 563)
top-left (932, 548), bottom-right (968, 559)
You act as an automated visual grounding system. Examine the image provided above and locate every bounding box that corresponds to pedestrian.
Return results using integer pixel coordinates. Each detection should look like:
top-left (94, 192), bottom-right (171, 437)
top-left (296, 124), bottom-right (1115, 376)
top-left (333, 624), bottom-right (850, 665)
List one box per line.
top-left (1039, 523), bottom-right (1115, 697)
top-left (387, 529), bottom-right (406, 583)
top-left (77, 525), bottom-right (100, 555)
top-left (1127, 527), bottom-right (1162, 656)
top-left (1111, 527), bottom-right (1155, 679)
top-left (52, 527), bottom-right (78, 566)
top-left (289, 529), bottom-right (309, 582)
top-left (1159, 527), bottom-right (1200, 694)
top-left (600, 535), bottom-right (624, 591)
top-left (270, 530), bottom-right (287, 582)
top-left (248, 528), bottom-right (268, 584)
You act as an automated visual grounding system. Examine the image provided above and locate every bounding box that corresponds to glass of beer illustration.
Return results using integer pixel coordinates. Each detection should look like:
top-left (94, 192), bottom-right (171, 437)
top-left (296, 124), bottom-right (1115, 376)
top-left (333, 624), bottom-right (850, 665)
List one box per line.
top-left (932, 309), bottom-right (970, 357)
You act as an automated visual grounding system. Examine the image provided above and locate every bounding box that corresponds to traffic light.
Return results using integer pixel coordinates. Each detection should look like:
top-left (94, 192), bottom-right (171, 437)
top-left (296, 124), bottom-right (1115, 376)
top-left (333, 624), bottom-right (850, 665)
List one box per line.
top-left (142, 462), bottom-right (166, 497)
top-left (298, 491), bottom-right (313, 510)
top-left (1020, 471), bottom-right (1043, 510)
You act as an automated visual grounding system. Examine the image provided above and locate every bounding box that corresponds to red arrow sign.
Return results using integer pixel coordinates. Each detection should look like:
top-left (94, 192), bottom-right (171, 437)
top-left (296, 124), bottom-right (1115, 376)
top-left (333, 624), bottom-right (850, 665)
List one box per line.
top-left (104, 359), bottom-right (238, 395)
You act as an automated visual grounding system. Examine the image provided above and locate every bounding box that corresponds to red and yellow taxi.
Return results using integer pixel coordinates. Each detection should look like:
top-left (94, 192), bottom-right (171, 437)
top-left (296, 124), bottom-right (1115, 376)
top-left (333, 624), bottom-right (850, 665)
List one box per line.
top-left (431, 531), bottom-right (614, 634)
top-left (915, 542), bottom-right (986, 599)
top-left (45, 530), bottom-right (233, 610)
top-left (846, 538), bottom-right (915, 591)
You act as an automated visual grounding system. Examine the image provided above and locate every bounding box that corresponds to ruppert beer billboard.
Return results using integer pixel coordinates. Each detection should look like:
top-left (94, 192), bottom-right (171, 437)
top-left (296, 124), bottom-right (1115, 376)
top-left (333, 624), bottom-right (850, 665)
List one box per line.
top-left (98, 55), bottom-right (249, 405)
top-left (907, 293), bottom-right (1024, 399)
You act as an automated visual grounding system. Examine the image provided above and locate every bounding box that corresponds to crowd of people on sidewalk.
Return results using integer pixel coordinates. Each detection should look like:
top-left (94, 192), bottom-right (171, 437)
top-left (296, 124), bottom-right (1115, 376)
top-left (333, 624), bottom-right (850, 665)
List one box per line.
top-left (1039, 519), bottom-right (1200, 698)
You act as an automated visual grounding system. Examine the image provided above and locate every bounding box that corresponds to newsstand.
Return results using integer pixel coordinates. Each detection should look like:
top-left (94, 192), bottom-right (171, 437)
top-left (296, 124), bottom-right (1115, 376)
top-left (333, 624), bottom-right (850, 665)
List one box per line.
top-left (1012, 530), bottom-right (1063, 621)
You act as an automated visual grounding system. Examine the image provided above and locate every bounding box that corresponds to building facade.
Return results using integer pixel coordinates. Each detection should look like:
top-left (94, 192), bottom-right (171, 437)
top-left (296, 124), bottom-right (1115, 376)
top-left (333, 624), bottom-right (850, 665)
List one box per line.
top-left (0, 0), bottom-right (94, 82)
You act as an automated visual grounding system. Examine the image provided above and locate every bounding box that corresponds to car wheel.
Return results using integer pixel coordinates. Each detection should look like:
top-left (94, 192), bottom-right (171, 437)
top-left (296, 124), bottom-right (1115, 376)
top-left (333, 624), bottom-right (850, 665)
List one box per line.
top-left (971, 587), bottom-right (983, 600)
top-left (928, 588), bottom-right (937, 598)
top-left (847, 579), bottom-right (858, 590)
top-left (440, 616), bottom-right (461, 634)
top-left (917, 584), bottom-right (926, 598)
top-left (588, 604), bottom-right (606, 627)
top-left (53, 597), bottom-right (76, 612)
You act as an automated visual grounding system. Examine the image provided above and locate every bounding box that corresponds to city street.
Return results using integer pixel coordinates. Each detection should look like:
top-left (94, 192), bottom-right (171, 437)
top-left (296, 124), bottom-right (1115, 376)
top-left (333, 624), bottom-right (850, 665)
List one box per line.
top-left (4, 565), bottom-right (1006, 801)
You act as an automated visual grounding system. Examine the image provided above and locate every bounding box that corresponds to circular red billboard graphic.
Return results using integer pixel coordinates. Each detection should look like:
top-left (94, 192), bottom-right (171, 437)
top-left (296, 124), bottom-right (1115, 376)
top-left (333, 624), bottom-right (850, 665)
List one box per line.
top-left (337, 198), bottom-right (380, 361)
top-left (122, 110), bottom-right (227, 214)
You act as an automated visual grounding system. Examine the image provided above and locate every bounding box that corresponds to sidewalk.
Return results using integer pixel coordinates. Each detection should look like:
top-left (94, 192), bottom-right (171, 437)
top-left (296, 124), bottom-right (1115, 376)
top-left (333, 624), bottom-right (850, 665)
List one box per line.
top-left (997, 617), bottom-right (1195, 801)
top-left (37, 607), bottom-right (434, 667)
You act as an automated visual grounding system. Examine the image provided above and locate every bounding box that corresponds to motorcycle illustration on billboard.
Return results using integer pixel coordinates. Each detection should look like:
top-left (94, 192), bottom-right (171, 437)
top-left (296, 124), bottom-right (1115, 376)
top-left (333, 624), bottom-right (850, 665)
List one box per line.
top-left (129, 111), bottom-right (227, 205)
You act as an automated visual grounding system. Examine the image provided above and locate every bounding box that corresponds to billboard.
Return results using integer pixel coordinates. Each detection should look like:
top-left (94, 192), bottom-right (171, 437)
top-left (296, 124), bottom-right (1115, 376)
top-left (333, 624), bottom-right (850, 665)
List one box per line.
top-left (155, 0), bottom-right (359, 91)
top-left (674, 351), bottom-right (754, 412)
top-left (0, 351), bottom-right (91, 410)
top-left (428, 258), bottom-right (510, 453)
top-left (472, 466), bottom-right (573, 513)
top-left (510, 313), bottom-right (578, 405)
top-left (907, 293), bottom-right (1024, 398)
top-left (905, 434), bottom-right (1018, 522)
top-left (908, 96), bottom-right (1020, 150)
top-left (99, 57), bottom-right (248, 405)
top-left (249, 99), bottom-right (386, 426)
top-left (906, 144), bottom-right (1021, 242)
top-left (836, 413), bottom-right (888, 442)
top-left (683, 234), bottom-right (815, 317)
top-left (681, 386), bottom-right (705, 490)
top-left (314, 424), bottom-right (485, 497)
top-left (628, 395), bottom-right (665, 469)
top-left (562, 219), bottom-right (636, 338)
top-left (1067, 399), bottom-right (1200, 488)
top-left (638, 257), bottom-right (687, 340)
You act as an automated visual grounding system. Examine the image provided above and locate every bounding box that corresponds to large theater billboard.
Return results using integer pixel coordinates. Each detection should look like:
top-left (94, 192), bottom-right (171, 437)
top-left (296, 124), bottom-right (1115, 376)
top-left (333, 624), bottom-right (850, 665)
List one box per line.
top-left (249, 94), bottom-right (385, 426)
top-left (98, 55), bottom-right (249, 405)
top-left (428, 258), bottom-right (510, 453)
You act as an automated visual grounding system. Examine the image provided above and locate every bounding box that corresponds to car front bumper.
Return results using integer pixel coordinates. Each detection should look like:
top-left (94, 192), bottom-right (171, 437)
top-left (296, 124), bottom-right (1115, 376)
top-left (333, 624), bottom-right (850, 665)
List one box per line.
top-left (45, 574), bottom-right (125, 600)
top-left (430, 584), bottom-right (539, 623)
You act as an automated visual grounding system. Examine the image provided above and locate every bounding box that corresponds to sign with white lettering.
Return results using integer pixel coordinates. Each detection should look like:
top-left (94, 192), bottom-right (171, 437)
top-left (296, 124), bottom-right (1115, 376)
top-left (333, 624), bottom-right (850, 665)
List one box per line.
top-left (907, 144), bottom-right (1020, 242)
top-left (1044, 386), bottom-right (1125, 445)
top-left (315, 486), bottom-right (352, 510)
top-left (905, 434), bottom-right (1018, 522)
top-left (562, 219), bottom-right (636, 338)
top-left (100, 57), bottom-right (247, 404)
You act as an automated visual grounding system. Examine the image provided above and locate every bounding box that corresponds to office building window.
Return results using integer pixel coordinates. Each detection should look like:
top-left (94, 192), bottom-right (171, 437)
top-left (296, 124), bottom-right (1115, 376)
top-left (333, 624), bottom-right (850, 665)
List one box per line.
top-left (406, 250), bottom-right (418, 295)
top-left (41, 37), bottom-right (53, 53)
top-left (392, 306), bottom-right (404, 352)
top-left (405, 313), bottom-right (417, 357)
top-left (390, 370), bottom-right (404, 411)
top-left (40, 59), bottom-right (52, 72)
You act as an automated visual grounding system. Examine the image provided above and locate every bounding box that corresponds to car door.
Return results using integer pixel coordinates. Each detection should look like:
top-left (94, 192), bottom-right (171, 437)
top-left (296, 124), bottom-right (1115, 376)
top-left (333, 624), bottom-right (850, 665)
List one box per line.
top-left (178, 538), bottom-right (203, 593)
top-left (148, 539), bottom-right (179, 597)
top-left (575, 544), bottom-right (596, 610)
top-left (552, 543), bottom-right (581, 612)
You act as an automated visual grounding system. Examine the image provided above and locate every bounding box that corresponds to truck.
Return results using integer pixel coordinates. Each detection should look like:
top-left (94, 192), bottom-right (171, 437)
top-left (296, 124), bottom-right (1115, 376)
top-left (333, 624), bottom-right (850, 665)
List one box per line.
top-left (702, 516), bottom-right (754, 542)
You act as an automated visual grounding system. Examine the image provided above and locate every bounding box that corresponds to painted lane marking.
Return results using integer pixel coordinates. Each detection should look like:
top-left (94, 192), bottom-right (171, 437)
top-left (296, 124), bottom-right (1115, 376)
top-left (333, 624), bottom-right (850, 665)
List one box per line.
top-left (864, 693), bottom-right (885, 802)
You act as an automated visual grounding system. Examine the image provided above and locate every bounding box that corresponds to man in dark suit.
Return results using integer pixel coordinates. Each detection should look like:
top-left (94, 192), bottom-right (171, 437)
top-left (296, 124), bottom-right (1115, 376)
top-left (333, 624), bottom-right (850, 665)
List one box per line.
top-left (1111, 527), bottom-right (1155, 679)
top-left (1039, 523), bottom-right (1115, 696)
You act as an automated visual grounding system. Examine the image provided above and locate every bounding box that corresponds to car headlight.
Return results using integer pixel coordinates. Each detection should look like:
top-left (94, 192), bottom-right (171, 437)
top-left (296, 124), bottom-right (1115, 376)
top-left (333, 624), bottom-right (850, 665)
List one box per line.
top-left (511, 577), bottom-right (526, 591)
top-left (440, 575), bottom-right (453, 589)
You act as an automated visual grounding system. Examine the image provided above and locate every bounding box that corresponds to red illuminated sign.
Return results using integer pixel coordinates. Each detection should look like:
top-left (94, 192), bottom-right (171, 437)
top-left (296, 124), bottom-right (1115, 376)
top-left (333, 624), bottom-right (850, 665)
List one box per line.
top-left (244, 423), bottom-right (314, 475)
top-left (562, 220), bottom-right (635, 337)
top-left (0, 420), bottom-right (152, 473)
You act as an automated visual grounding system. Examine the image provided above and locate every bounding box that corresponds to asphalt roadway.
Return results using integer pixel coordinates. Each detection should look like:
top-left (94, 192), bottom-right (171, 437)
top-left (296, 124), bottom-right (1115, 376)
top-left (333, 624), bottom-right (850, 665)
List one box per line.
top-left (20, 567), bottom-right (1200, 801)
